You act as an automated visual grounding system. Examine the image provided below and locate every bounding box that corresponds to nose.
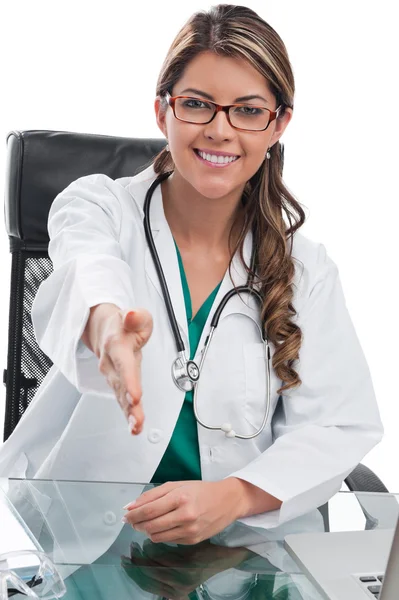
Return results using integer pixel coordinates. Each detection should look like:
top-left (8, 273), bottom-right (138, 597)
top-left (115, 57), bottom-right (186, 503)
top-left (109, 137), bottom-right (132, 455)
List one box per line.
top-left (202, 109), bottom-right (235, 141)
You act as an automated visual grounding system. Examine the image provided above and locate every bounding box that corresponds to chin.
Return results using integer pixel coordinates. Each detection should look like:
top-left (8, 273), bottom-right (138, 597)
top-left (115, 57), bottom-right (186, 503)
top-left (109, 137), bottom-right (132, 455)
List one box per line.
top-left (196, 183), bottom-right (235, 200)
top-left (187, 173), bottom-right (237, 199)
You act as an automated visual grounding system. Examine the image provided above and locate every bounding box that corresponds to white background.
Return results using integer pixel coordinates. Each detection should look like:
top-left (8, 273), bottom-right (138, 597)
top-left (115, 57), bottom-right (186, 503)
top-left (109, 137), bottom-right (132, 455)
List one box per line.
top-left (0, 0), bottom-right (398, 496)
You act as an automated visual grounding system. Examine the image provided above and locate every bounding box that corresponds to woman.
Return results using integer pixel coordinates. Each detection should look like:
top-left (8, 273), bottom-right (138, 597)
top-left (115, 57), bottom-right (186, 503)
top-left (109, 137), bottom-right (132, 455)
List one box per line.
top-left (0, 4), bottom-right (383, 545)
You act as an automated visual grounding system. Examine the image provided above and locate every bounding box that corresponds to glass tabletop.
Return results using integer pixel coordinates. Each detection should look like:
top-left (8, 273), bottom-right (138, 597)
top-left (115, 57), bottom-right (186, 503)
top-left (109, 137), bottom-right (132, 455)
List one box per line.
top-left (0, 479), bottom-right (398, 600)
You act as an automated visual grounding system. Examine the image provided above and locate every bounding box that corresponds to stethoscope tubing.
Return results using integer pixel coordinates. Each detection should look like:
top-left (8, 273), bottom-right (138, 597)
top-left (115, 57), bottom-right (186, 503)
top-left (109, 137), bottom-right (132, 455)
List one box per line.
top-left (143, 171), bottom-right (185, 353)
top-left (143, 172), bottom-right (271, 439)
top-left (193, 312), bottom-right (272, 440)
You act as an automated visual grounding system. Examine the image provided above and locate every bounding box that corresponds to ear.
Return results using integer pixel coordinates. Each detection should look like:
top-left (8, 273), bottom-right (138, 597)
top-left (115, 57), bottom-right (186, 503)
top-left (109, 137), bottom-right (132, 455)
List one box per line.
top-left (269, 107), bottom-right (293, 148)
top-left (154, 96), bottom-right (168, 139)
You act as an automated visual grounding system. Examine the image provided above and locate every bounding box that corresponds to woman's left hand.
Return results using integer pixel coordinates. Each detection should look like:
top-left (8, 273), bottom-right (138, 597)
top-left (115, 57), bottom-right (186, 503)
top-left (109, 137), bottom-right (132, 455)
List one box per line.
top-left (122, 479), bottom-right (246, 544)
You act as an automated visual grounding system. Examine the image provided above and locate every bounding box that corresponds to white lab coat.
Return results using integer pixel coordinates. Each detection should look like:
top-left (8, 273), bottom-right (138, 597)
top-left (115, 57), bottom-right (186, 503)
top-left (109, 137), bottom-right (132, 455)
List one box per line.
top-left (0, 163), bottom-right (384, 532)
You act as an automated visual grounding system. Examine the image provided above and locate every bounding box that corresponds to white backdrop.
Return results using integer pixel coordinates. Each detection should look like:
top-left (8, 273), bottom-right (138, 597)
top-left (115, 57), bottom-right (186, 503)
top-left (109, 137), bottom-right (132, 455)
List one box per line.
top-left (0, 0), bottom-right (398, 493)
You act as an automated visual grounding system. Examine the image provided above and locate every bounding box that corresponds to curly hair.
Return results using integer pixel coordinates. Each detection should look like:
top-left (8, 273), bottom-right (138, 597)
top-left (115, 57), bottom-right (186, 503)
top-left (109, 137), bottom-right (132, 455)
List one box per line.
top-left (150, 4), bottom-right (306, 395)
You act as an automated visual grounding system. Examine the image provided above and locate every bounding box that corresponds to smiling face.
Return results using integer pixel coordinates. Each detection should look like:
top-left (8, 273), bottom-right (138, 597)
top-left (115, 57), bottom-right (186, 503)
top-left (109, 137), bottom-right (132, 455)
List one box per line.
top-left (155, 50), bottom-right (293, 202)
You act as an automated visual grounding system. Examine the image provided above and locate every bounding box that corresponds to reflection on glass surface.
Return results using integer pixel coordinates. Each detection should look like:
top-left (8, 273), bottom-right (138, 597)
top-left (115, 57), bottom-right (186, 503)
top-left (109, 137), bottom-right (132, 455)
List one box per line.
top-left (0, 479), bottom-right (398, 600)
top-left (0, 549), bottom-right (66, 600)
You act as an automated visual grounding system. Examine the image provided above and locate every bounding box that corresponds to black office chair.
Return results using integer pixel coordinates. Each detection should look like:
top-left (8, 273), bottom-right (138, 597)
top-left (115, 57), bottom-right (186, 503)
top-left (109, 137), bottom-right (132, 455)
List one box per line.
top-left (2, 129), bottom-right (388, 532)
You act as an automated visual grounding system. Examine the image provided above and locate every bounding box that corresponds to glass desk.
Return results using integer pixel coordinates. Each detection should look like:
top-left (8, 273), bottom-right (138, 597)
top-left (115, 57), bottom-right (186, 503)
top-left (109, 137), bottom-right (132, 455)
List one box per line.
top-left (0, 479), bottom-right (398, 600)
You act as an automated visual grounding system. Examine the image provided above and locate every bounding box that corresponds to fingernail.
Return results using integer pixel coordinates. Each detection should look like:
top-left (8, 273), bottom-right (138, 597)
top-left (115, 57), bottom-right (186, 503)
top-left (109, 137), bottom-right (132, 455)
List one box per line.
top-left (121, 516), bottom-right (128, 523)
top-left (126, 392), bottom-right (133, 406)
top-left (128, 415), bottom-right (136, 433)
top-left (123, 501), bottom-right (136, 510)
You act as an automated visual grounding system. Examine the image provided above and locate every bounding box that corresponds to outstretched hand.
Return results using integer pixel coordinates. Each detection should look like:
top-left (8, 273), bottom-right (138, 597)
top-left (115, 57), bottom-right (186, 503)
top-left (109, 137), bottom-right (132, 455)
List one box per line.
top-left (97, 307), bottom-right (153, 435)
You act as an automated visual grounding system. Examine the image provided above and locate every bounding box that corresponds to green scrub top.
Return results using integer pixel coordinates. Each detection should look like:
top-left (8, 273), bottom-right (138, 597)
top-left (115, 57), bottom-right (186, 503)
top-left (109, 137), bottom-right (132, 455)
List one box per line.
top-left (150, 239), bottom-right (223, 484)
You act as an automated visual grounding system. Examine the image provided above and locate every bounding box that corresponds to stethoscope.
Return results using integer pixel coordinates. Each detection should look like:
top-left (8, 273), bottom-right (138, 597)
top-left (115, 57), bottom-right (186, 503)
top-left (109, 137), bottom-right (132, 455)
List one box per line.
top-left (143, 171), bottom-right (271, 439)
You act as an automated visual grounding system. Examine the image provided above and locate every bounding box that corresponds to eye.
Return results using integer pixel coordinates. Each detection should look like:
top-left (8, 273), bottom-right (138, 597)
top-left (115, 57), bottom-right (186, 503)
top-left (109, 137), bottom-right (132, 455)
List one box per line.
top-left (182, 98), bottom-right (212, 109)
top-left (234, 106), bottom-right (263, 116)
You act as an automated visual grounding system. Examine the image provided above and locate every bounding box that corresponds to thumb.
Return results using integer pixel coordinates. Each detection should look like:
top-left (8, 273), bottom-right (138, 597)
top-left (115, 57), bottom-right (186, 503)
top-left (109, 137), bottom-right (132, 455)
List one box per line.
top-left (123, 308), bottom-right (153, 344)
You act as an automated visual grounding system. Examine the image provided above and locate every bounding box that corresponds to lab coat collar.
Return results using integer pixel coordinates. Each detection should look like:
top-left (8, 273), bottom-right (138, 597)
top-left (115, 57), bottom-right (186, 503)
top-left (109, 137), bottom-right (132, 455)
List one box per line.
top-left (127, 165), bottom-right (262, 355)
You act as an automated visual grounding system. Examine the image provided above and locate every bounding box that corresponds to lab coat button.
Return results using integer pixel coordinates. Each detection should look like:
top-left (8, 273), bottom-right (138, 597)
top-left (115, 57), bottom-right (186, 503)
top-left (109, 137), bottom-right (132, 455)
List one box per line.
top-left (148, 429), bottom-right (162, 443)
top-left (103, 511), bottom-right (117, 525)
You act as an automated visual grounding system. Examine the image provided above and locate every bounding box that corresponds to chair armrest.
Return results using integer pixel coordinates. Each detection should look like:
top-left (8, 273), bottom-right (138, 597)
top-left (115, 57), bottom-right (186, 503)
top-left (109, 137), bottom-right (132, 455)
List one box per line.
top-left (345, 464), bottom-right (391, 530)
top-left (344, 463), bottom-right (388, 493)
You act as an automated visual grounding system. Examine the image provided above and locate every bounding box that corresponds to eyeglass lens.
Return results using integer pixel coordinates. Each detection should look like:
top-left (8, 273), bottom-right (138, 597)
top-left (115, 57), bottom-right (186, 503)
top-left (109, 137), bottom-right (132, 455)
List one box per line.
top-left (174, 98), bottom-right (270, 131)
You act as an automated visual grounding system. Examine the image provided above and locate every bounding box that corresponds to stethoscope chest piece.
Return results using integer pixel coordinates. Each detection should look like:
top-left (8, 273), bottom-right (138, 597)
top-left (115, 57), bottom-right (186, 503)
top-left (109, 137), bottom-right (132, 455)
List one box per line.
top-left (172, 354), bottom-right (200, 392)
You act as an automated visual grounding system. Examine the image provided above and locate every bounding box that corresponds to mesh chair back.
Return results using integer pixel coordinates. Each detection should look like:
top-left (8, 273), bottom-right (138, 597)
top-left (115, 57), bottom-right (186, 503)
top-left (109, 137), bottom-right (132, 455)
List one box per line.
top-left (3, 130), bottom-right (166, 441)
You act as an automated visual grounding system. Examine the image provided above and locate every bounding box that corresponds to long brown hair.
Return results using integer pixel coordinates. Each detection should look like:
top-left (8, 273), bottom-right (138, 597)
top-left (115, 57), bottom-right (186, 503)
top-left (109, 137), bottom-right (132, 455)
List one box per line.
top-left (150, 4), bottom-right (306, 395)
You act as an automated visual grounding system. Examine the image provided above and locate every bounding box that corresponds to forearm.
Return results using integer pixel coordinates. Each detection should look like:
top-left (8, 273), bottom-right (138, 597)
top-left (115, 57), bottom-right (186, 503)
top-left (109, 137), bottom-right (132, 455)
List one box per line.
top-left (81, 303), bottom-right (121, 357)
top-left (223, 477), bottom-right (283, 520)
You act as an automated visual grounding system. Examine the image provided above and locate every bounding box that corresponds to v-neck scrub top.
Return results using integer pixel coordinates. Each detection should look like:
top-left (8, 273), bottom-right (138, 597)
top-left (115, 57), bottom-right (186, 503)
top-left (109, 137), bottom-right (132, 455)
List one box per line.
top-left (150, 239), bottom-right (223, 484)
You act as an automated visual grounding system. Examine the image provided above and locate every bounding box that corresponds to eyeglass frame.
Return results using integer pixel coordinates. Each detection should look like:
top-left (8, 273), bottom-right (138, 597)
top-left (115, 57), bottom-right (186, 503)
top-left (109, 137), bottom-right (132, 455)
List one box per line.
top-left (164, 91), bottom-right (283, 132)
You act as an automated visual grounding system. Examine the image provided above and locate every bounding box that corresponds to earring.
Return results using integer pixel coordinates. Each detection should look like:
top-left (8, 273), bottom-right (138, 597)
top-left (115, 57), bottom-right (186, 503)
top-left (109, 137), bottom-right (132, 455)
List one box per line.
top-left (165, 143), bottom-right (169, 152)
top-left (266, 148), bottom-right (271, 159)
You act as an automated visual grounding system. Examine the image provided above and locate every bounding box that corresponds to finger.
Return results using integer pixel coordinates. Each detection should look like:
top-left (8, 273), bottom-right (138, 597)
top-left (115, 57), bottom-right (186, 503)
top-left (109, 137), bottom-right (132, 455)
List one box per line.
top-left (129, 400), bottom-right (145, 435)
top-left (106, 371), bottom-right (124, 401)
top-left (124, 482), bottom-right (179, 510)
top-left (130, 509), bottom-right (183, 536)
top-left (99, 352), bottom-right (128, 410)
top-left (124, 491), bottom-right (180, 528)
top-left (147, 525), bottom-right (195, 544)
top-left (105, 369), bottom-right (129, 414)
top-left (109, 378), bottom-right (143, 436)
top-left (106, 344), bottom-right (145, 434)
top-left (103, 356), bottom-right (144, 434)
top-left (98, 352), bottom-right (114, 381)
top-left (123, 308), bottom-right (153, 348)
top-left (108, 344), bottom-right (142, 403)
top-left (124, 380), bottom-right (144, 434)
top-left (125, 402), bottom-right (144, 435)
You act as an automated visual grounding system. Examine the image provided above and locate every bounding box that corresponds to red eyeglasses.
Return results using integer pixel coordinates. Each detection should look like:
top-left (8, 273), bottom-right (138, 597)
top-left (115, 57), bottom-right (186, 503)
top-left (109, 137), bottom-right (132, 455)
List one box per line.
top-left (165, 92), bottom-right (282, 132)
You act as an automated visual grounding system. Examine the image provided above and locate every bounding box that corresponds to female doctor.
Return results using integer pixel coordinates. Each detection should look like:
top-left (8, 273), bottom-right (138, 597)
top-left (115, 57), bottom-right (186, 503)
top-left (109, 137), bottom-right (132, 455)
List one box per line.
top-left (0, 4), bottom-right (384, 546)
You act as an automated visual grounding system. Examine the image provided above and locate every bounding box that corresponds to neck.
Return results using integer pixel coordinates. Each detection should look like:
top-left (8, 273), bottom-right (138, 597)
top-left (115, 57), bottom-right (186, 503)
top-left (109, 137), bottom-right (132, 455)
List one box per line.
top-left (161, 171), bottom-right (246, 254)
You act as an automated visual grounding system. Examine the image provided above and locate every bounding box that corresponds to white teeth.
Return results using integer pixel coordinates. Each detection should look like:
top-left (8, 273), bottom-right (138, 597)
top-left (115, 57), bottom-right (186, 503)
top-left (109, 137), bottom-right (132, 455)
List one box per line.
top-left (198, 150), bottom-right (238, 164)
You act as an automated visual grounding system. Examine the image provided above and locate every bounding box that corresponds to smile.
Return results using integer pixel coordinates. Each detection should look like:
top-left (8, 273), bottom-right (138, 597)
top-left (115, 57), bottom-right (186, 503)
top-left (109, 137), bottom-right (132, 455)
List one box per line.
top-left (193, 148), bottom-right (240, 168)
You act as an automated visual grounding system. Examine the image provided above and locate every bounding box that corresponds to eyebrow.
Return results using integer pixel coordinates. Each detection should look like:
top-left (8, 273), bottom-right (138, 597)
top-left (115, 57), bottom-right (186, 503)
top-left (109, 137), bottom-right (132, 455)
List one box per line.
top-left (179, 87), bottom-right (269, 105)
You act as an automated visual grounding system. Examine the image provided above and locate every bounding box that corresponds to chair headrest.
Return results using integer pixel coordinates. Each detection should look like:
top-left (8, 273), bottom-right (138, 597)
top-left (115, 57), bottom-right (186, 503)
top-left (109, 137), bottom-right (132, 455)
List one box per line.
top-left (4, 130), bottom-right (166, 250)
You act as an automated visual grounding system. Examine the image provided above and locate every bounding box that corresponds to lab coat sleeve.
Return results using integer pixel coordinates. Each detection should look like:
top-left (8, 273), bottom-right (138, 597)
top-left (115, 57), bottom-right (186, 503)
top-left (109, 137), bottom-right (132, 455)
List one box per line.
top-left (31, 173), bottom-right (136, 394)
top-left (225, 243), bottom-right (384, 527)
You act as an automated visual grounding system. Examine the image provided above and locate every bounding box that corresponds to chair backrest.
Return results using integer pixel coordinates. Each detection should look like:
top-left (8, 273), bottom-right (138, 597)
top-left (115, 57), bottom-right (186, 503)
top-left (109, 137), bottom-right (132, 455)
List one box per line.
top-left (3, 130), bottom-right (166, 441)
